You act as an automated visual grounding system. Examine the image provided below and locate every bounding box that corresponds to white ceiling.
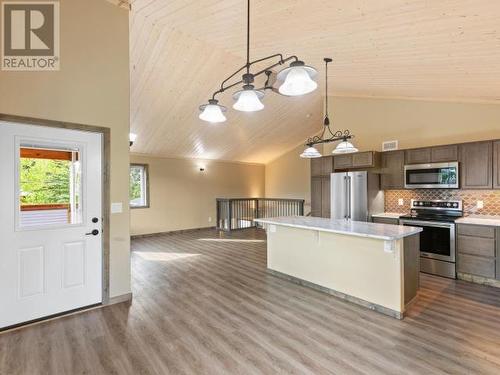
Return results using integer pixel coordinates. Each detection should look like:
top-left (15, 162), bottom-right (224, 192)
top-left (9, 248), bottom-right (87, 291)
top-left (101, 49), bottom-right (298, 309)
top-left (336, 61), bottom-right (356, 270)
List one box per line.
top-left (129, 0), bottom-right (500, 163)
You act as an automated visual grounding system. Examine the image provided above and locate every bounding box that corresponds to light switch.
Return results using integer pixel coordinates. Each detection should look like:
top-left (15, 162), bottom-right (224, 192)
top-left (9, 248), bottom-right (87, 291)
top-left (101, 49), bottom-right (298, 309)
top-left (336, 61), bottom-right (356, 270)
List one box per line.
top-left (269, 225), bottom-right (276, 233)
top-left (384, 241), bottom-right (395, 253)
top-left (111, 202), bottom-right (123, 214)
top-left (477, 201), bottom-right (484, 209)
top-left (398, 198), bottom-right (404, 206)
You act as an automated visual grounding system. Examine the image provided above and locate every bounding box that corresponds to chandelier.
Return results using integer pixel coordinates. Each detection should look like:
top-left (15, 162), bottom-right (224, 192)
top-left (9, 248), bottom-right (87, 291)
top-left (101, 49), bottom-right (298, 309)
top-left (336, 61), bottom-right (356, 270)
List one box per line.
top-left (198, 0), bottom-right (318, 123)
top-left (300, 58), bottom-right (358, 158)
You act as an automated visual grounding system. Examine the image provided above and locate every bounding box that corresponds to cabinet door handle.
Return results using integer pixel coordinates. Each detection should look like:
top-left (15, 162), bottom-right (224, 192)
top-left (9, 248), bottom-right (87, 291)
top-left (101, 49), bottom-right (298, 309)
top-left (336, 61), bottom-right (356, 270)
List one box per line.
top-left (86, 229), bottom-right (99, 236)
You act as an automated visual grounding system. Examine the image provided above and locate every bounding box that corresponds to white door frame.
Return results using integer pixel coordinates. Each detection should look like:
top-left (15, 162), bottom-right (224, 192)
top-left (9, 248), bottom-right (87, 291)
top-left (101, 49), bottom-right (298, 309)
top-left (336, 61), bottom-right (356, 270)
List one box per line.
top-left (0, 113), bottom-right (111, 310)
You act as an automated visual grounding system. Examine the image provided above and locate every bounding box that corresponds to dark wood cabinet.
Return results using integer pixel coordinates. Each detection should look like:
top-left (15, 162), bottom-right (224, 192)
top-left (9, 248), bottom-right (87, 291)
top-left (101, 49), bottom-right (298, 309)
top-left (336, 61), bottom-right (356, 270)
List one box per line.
top-left (405, 148), bottom-right (431, 164)
top-left (380, 150), bottom-right (405, 190)
top-left (405, 145), bottom-right (458, 164)
top-left (311, 157), bottom-right (333, 177)
top-left (333, 151), bottom-right (379, 170)
top-left (456, 224), bottom-right (499, 280)
top-left (311, 176), bottom-right (330, 218)
top-left (494, 141), bottom-right (500, 189)
top-left (431, 145), bottom-right (458, 162)
top-left (459, 141), bottom-right (493, 189)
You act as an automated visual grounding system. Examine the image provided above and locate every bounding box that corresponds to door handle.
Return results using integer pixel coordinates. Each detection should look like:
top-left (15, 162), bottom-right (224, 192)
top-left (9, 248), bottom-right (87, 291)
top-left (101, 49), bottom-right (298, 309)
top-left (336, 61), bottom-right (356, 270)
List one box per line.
top-left (86, 229), bottom-right (99, 236)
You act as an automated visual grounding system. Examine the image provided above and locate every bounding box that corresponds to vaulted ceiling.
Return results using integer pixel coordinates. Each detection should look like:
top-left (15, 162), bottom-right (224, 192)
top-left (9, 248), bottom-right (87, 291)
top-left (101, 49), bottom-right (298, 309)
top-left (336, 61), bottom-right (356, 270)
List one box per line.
top-left (129, 0), bottom-right (500, 163)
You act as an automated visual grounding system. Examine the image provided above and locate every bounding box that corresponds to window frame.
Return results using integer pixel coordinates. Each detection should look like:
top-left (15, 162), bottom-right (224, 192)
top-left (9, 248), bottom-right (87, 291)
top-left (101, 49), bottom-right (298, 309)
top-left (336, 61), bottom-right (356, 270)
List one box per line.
top-left (129, 163), bottom-right (150, 209)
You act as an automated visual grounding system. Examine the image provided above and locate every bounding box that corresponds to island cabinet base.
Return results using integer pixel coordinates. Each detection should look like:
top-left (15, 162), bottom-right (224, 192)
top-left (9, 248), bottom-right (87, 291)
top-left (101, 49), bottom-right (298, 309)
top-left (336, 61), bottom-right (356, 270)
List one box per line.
top-left (265, 225), bottom-right (420, 319)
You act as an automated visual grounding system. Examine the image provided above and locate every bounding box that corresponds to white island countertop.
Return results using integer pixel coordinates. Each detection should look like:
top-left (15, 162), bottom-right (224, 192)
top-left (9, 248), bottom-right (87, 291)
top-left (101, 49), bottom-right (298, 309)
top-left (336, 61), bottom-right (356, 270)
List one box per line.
top-left (255, 216), bottom-right (422, 241)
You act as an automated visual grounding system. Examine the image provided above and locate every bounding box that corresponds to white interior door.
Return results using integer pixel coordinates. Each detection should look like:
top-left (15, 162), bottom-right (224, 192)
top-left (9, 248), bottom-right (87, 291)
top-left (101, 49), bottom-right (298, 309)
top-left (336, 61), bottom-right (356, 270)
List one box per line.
top-left (0, 121), bottom-right (103, 329)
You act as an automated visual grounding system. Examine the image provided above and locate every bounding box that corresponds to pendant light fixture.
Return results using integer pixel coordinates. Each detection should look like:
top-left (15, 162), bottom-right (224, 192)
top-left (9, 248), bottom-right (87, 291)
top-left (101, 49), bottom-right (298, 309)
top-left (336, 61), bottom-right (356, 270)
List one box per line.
top-left (300, 58), bottom-right (357, 158)
top-left (198, 0), bottom-right (317, 122)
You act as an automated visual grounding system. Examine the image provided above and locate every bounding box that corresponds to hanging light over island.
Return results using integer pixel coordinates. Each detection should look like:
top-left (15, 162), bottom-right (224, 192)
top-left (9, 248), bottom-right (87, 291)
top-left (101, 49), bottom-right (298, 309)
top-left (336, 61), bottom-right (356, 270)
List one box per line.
top-left (198, 0), bottom-right (317, 123)
top-left (300, 58), bottom-right (358, 158)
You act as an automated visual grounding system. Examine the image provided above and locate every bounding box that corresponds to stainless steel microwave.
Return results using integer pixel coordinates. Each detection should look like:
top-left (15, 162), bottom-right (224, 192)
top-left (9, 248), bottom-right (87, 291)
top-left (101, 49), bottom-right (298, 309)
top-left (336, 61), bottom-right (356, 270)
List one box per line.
top-left (404, 162), bottom-right (459, 189)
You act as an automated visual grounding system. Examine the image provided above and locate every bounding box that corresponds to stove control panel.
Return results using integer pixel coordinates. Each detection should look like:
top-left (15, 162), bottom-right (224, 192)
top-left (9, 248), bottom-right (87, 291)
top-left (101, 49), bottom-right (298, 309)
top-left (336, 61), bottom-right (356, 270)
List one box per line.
top-left (411, 200), bottom-right (462, 211)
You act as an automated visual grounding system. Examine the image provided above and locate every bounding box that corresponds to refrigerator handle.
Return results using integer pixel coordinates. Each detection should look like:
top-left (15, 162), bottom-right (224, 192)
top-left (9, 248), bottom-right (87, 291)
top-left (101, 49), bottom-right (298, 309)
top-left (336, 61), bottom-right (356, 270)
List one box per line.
top-left (347, 176), bottom-right (351, 219)
top-left (344, 175), bottom-right (348, 219)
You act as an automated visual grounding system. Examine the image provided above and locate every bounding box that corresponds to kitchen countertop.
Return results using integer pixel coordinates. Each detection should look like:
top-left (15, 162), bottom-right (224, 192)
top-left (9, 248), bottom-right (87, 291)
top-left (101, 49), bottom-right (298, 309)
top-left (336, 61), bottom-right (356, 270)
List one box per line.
top-left (456, 215), bottom-right (500, 227)
top-left (371, 212), bottom-right (403, 219)
top-left (255, 216), bottom-right (422, 241)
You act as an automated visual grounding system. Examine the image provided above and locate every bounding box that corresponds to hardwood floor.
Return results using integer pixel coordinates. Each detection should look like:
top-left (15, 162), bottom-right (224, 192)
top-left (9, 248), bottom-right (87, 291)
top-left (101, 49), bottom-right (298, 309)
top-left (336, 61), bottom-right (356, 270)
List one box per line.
top-left (1, 228), bottom-right (500, 374)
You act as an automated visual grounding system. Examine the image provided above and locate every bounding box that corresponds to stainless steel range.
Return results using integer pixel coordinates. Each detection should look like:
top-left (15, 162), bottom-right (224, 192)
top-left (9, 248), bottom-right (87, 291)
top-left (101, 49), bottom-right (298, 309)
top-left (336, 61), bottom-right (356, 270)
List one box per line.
top-left (399, 199), bottom-right (463, 279)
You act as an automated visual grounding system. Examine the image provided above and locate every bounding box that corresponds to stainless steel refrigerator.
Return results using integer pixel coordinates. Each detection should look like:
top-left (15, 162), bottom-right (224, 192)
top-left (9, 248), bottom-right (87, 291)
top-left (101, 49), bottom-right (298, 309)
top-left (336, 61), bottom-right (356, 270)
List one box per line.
top-left (330, 171), bottom-right (384, 221)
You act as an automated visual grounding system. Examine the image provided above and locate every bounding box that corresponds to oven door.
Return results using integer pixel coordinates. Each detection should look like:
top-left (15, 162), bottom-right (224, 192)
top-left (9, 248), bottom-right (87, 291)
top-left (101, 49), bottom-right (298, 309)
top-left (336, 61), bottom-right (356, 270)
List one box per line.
top-left (404, 162), bottom-right (459, 189)
top-left (399, 220), bottom-right (455, 262)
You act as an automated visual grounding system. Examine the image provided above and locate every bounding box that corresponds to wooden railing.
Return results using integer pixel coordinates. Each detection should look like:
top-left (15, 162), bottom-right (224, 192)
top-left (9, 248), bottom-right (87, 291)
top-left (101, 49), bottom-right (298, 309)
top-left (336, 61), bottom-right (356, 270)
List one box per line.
top-left (216, 198), bottom-right (304, 231)
top-left (20, 203), bottom-right (70, 227)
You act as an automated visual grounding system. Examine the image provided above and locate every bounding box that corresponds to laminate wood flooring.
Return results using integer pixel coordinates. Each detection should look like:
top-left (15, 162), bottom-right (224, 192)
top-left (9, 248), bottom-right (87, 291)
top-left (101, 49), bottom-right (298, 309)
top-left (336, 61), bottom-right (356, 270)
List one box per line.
top-left (1, 228), bottom-right (500, 374)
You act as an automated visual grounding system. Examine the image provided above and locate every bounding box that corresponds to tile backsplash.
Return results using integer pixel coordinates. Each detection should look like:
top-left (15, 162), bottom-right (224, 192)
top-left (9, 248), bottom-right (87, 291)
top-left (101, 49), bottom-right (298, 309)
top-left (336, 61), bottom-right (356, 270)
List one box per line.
top-left (385, 190), bottom-right (500, 216)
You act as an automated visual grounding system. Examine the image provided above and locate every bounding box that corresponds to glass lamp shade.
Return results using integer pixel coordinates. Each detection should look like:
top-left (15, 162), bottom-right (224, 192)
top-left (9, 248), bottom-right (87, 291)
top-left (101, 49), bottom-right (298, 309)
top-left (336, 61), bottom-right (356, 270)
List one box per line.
top-left (199, 100), bottom-right (227, 123)
top-left (277, 62), bottom-right (318, 96)
top-left (232, 87), bottom-right (265, 112)
top-left (300, 146), bottom-right (322, 158)
top-left (332, 140), bottom-right (358, 154)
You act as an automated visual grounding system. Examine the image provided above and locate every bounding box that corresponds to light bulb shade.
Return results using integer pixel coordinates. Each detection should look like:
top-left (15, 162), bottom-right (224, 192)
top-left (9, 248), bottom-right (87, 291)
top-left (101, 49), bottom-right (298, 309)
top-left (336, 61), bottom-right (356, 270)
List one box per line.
top-left (277, 61), bottom-right (318, 96)
top-left (332, 140), bottom-right (358, 154)
top-left (199, 100), bottom-right (227, 123)
top-left (232, 87), bottom-right (265, 112)
top-left (300, 146), bottom-right (322, 158)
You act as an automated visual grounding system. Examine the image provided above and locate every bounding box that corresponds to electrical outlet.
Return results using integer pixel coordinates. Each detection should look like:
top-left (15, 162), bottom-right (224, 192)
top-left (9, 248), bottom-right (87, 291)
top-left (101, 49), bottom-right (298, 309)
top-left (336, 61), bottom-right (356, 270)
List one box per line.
top-left (208, 216), bottom-right (212, 223)
top-left (477, 201), bottom-right (484, 209)
top-left (398, 198), bottom-right (404, 206)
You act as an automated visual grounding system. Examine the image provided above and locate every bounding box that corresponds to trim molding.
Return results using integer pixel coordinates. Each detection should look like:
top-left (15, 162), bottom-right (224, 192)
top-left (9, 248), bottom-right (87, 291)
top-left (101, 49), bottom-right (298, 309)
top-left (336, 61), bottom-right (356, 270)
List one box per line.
top-left (457, 272), bottom-right (500, 288)
top-left (131, 226), bottom-right (216, 239)
top-left (106, 292), bottom-right (133, 305)
top-left (267, 269), bottom-right (404, 320)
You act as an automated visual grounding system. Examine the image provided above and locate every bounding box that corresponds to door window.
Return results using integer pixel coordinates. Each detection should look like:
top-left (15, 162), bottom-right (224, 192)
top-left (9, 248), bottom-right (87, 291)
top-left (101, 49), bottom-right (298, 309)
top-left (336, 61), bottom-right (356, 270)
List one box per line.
top-left (17, 144), bottom-right (83, 228)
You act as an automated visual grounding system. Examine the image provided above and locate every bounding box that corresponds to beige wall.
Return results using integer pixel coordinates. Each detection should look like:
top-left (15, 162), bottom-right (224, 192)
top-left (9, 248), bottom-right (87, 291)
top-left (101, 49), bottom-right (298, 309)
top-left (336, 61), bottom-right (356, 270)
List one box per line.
top-left (265, 143), bottom-right (312, 213)
top-left (0, 0), bottom-right (131, 297)
top-left (130, 155), bottom-right (265, 235)
top-left (266, 97), bottom-right (500, 204)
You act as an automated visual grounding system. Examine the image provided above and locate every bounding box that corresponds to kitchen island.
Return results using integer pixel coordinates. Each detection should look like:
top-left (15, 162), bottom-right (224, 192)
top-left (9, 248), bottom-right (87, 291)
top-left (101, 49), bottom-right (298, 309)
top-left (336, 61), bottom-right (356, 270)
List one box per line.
top-left (254, 216), bottom-right (422, 319)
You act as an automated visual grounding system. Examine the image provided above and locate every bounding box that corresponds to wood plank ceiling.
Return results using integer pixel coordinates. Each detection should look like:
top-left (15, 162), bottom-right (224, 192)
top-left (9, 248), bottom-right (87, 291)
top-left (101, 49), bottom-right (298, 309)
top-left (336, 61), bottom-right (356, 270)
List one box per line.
top-left (130, 0), bottom-right (500, 163)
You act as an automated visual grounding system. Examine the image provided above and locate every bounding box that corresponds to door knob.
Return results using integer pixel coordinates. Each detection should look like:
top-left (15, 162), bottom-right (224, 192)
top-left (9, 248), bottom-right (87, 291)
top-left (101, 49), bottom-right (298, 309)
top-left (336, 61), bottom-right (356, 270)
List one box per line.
top-left (86, 229), bottom-right (99, 236)
top-left (92, 217), bottom-right (99, 223)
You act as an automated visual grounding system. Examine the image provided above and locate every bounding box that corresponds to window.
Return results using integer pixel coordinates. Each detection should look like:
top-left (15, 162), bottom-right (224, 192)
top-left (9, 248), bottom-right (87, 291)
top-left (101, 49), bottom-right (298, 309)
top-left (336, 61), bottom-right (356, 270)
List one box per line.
top-left (18, 145), bottom-right (82, 228)
top-left (130, 164), bottom-right (149, 208)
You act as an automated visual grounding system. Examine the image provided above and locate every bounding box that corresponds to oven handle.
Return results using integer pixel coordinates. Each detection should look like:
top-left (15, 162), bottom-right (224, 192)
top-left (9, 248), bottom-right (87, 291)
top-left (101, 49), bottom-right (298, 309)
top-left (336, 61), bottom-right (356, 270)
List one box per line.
top-left (399, 219), bottom-right (454, 229)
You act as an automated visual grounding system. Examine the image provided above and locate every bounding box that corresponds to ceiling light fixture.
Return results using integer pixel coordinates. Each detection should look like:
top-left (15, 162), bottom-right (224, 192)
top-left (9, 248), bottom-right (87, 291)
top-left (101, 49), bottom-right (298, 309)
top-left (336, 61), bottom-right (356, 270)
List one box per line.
top-left (198, 0), bottom-right (317, 122)
top-left (129, 132), bottom-right (137, 147)
top-left (300, 58), bottom-right (357, 158)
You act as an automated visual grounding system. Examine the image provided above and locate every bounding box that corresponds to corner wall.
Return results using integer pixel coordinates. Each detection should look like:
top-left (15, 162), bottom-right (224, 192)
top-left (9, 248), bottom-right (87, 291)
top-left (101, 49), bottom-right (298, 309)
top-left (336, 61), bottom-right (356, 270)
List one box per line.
top-left (0, 0), bottom-right (131, 297)
top-left (130, 155), bottom-right (265, 236)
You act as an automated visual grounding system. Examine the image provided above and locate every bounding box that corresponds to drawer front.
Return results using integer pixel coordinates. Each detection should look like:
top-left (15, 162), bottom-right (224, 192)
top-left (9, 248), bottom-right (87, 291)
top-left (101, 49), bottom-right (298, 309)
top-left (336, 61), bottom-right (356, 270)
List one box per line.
top-left (457, 224), bottom-right (495, 238)
top-left (457, 235), bottom-right (495, 257)
top-left (352, 152), bottom-right (373, 168)
top-left (457, 254), bottom-right (495, 278)
top-left (372, 217), bottom-right (400, 225)
top-left (334, 154), bottom-right (353, 169)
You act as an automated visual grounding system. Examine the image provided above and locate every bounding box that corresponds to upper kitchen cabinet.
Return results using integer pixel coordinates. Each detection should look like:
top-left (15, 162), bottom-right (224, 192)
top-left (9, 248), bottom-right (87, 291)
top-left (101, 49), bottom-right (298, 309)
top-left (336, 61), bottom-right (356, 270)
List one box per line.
top-left (405, 148), bottom-right (431, 164)
top-left (459, 141), bottom-right (493, 189)
top-left (333, 151), bottom-right (380, 170)
top-left (431, 145), bottom-right (458, 162)
top-left (381, 150), bottom-right (405, 189)
top-left (494, 141), bottom-right (500, 189)
top-left (311, 156), bottom-right (333, 177)
top-left (405, 145), bottom-right (458, 164)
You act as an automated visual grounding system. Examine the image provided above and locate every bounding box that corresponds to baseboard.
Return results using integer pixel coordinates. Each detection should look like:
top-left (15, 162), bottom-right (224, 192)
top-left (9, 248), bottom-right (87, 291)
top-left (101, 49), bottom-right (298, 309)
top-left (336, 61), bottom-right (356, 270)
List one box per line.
top-left (457, 272), bottom-right (500, 288)
top-left (106, 292), bottom-right (133, 305)
top-left (131, 226), bottom-right (216, 239)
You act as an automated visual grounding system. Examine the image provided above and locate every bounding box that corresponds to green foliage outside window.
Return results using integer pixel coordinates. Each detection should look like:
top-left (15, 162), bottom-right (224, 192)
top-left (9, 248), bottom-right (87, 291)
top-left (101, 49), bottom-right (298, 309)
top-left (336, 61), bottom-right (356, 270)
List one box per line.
top-left (130, 166), bottom-right (143, 202)
top-left (20, 158), bottom-right (71, 204)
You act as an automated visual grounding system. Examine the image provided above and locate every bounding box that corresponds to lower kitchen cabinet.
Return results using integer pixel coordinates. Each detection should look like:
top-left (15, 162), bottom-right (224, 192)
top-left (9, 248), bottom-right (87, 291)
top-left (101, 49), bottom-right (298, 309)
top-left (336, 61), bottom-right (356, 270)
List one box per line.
top-left (311, 177), bottom-right (330, 218)
top-left (456, 224), bottom-right (499, 280)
